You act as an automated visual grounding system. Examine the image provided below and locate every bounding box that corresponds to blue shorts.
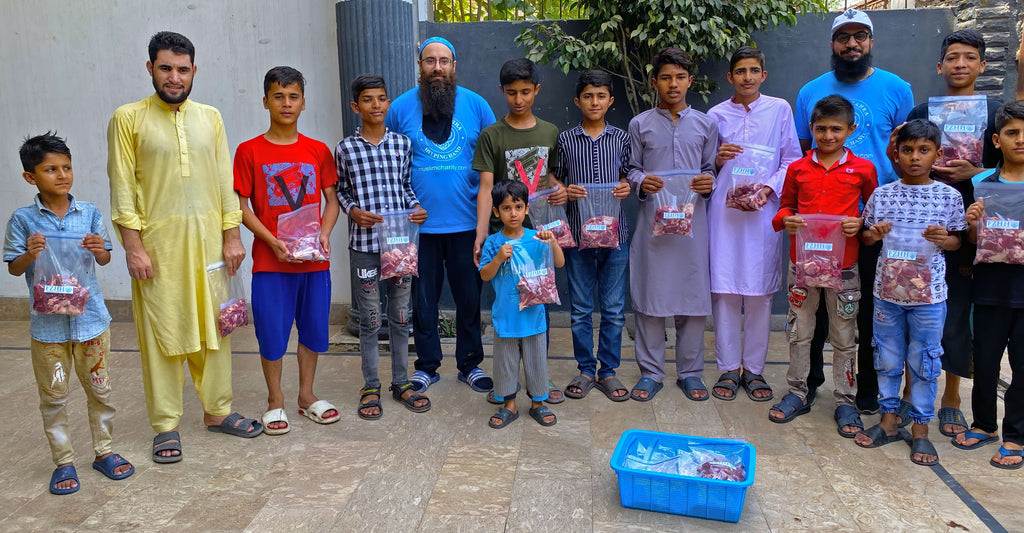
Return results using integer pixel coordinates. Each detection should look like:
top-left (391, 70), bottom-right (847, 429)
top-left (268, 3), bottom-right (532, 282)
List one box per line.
top-left (251, 270), bottom-right (331, 361)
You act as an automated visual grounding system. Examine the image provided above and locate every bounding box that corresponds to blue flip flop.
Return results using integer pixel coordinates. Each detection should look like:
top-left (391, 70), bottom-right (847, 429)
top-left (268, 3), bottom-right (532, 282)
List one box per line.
top-left (458, 367), bottom-right (493, 392)
top-left (92, 453), bottom-right (135, 480)
top-left (769, 393), bottom-right (811, 423)
top-left (990, 446), bottom-right (1024, 470)
top-left (951, 429), bottom-right (999, 450)
top-left (630, 378), bottom-right (663, 402)
top-left (49, 464), bottom-right (79, 495)
top-left (678, 377), bottom-right (710, 402)
top-left (410, 370), bottom-right (440, 392)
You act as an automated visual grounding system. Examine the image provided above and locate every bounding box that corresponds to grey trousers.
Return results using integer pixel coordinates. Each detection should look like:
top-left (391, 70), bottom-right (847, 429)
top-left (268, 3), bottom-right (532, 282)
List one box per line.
top-left (350, 249), bottom-right (412, 388)
top-left (492, 333), bottom-right (548, 402)
top-left (634, 312), bottom-right (706, 383)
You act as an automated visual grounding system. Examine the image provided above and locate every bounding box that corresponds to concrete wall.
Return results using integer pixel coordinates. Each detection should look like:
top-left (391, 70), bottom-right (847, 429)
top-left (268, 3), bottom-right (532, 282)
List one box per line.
top-left (0, 0), bottom-right (348, 317)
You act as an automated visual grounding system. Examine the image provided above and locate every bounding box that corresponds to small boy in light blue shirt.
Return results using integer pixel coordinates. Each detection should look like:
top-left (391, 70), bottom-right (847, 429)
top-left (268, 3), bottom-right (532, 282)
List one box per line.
top-left (3, 132), bottom-right (133, 495)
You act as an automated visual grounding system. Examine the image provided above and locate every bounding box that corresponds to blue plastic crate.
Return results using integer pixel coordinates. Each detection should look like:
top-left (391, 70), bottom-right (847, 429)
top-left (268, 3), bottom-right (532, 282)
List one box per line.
top-left (609, 429), bottom-right (755, 523)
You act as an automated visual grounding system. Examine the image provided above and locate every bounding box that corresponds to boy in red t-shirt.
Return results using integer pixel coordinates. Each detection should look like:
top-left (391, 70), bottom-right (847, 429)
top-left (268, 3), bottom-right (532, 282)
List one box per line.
top-left (770, 95), bottom-right (877, 437)
top-left (233, 66), bottom-right (341, 435)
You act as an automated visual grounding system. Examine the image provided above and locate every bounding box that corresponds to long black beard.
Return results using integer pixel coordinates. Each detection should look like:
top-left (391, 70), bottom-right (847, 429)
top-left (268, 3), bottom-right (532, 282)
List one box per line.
top-left (831, 51), bottom-right (872, 82)
top-left (419, 72), bottom-right (457, 120)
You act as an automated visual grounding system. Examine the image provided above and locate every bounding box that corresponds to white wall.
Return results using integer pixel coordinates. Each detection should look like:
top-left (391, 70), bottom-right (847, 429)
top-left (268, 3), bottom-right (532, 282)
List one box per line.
top-left (0, 0), bottom-right (350, 304)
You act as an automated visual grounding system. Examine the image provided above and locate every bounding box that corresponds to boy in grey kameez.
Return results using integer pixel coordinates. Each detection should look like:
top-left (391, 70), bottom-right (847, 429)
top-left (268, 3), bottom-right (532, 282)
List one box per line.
top-left (625, 47), bottom-right (718, 402)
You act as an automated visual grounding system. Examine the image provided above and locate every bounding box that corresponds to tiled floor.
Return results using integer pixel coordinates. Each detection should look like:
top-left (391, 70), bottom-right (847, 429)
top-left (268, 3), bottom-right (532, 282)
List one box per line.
top-left (0, 320), bottom-right (1018, 532)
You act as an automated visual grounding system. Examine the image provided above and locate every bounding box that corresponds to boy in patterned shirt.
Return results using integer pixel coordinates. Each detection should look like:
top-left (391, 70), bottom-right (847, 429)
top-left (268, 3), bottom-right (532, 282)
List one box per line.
top-left (336, 74), bottom-right (429, 420)
top-left (857, 119), bottom-right (966, 466)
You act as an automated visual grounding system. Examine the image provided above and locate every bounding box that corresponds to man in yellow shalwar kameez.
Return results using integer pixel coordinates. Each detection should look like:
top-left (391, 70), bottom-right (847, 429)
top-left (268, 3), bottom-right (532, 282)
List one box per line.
top-left (107, 31), bottom-right (263, 463)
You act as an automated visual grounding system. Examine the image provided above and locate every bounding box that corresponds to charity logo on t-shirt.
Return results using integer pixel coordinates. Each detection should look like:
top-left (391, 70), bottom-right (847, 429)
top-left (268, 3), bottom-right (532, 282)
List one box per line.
top-left (263, 162), bottom-right (317, 210)
top-left (846, 98), bottom-right (873, 157)
top-left (418, 118), bottom-right (469, 166)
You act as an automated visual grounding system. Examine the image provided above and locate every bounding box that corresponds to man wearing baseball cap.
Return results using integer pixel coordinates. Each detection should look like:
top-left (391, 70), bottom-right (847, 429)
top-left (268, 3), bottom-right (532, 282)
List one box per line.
top-left (385, 37), bottom-right (497, 395)
top-left (792, 9), bottom-right (914, 416)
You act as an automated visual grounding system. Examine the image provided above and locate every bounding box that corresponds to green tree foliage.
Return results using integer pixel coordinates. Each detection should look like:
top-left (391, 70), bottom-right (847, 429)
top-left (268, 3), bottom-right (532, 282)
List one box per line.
top-left (434, 0), bottom-right (584, 22)
top-left (515, 0), bottom-right (828, 114)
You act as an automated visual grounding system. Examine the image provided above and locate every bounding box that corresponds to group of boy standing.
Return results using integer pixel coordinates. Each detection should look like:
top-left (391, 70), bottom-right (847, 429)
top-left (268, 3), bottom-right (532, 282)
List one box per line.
top-left (7, 9), bottom-right (1024, 496)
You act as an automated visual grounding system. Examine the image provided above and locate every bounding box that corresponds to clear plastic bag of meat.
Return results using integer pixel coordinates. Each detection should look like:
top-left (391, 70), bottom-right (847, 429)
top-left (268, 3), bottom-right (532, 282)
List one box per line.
top-left (206, 262), bottom-right (249, 337)
top-left (278, 203), bottom-right (329, 262)
top-left (723, 142), bottom-right (776, 211)
top-left (794, 214), bottom-right (847, 290)
top-left (31, 232), bottom-right (94, 316)
top-left (973, 181), bottom-right (1024, 265)
top-left (528, 187), bottom-right (576, 249)
top-left (577, 182), bottom-right (621, 249)
top-left (376, 208), bottom-right (420, 279)
top-left (929, 95), bottom-right (987, 167)
top-left (879, 222), bottom-right (937, 305)
top-left (623, 439), bottom-right (746, 481)
top-left (508, 237), bottom-right (560, 310)
top-left (649, 169), bottom-right (699, 237)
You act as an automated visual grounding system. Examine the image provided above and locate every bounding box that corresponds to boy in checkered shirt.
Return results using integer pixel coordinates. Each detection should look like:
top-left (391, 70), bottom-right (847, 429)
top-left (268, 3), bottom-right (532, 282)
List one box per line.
top-left (336, 74), bottom-right (429, 420)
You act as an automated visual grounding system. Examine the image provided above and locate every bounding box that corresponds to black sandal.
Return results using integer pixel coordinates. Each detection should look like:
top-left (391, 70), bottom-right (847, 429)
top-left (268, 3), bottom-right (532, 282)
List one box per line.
top-left (390, 382), bottom-right (431, 413)
top-left (358, 386), bottom-right (383, 420)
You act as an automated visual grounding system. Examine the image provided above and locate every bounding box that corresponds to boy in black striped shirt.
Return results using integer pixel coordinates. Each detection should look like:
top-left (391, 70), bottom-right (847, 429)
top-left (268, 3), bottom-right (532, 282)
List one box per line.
top-left (553, 70), bottom-right (633, 402)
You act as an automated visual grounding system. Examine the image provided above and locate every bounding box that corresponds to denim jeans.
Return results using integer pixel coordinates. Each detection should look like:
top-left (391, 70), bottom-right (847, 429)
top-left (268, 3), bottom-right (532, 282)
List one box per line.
top-left (872, 297), bottom-right (946, 424)
top-left (564, 244), bottom-right (628, 379)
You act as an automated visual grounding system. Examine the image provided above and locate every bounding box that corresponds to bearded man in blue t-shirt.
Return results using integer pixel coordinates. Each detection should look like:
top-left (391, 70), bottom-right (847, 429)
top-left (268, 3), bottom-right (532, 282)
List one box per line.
top-left (386, 36), bottom-right (497, 395)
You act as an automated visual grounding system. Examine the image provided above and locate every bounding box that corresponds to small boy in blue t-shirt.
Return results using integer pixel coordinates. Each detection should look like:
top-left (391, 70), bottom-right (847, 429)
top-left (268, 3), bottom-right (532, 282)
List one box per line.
top-left (3, 133), bottom-right (134, 495)
top-left (479, 180), bottom-right (565, 428)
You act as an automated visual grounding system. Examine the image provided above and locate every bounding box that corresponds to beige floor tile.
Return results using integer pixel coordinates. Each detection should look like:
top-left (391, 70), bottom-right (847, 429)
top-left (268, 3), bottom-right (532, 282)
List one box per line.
top-left (426, 445), bottom-right (519, 516)
top-left (506, 477), bottom-right (591, 533)
top-left (418, 514), bottom-right (509, 533)
top-left (332, 472), bottom-right (436, 533)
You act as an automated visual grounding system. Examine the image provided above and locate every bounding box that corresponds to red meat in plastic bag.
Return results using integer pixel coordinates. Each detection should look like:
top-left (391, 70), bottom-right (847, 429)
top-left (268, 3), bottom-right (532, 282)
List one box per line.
top-left (880, 259), bottom-right (933, 304)
top-left (653, 203), bottom-right (694, 236)
top-left (284, 236), bottom-right (328, 262)
top-left (696, 460), bottom-right (747, 482)
top-left (32, 274), bottom-right (90, 316)
top-left (540, 220), bottom-right (577, 248)
top-left (975, 217), bottom-right (1024, 265)
top-left (380, 243), bottom-right (419, 279)
top-left (218, 298), bottom-right (248, 337)
top-left (580, 215), bottom-right (619, 249)
top-left (939, 133), bottom-right (983, 167)
top-left (725, 182), bottom-right (767, 211)
top-left (516, 268), bottom-right (560, 310)
top-left (795, 254), bottom-right (843, 290)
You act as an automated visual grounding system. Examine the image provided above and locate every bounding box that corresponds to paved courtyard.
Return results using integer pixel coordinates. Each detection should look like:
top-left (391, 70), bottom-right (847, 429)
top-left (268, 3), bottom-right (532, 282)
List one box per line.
top-left (0, 320), bottom-right (1017, 532)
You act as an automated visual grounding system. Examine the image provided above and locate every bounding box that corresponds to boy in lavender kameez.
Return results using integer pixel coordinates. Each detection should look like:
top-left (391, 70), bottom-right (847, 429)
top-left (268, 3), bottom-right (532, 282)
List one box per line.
top-left (626, 47), bottom-right (718, 402)
top-left (706, 47), bottom-right (802, 402)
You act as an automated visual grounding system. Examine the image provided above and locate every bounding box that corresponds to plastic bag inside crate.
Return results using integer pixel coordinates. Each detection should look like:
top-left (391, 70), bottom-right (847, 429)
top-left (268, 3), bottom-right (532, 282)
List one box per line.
top-left (880, 222), bottom-right (937, 304)
top-left (207, 262), bottom-right (249, 337)
top-left (376, 208), bottom-right (420, 279)
top-left (973, 181), bottom-right (1024, 265)
top-left (650, 169), bottom-right (699, 237)
top-left (528, 188), bottom-right (576, 248)
top-left (278, 203), bottom-right (329, 262)
top-left (31, 232), bottom-right (93, 316)
top-left (508, 237), bottom-right (560, 310)
top-left (577, 182), bottom-right (621, 249)
top-left (724, 143), bottom-right (776, 211)
top-left (794, 214), bottom-right (846, 290)
top-left (929, 95), bottom-right (987, 167)
top-left (623, 435), bottom-right (747, 481)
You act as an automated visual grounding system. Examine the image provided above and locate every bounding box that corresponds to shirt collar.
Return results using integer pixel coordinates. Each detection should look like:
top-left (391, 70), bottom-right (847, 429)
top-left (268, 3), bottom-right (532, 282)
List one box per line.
top-left (355, 127), bottom-right (393, 144)
top-left (727, 95), bottom-right (762, 111)
top-left (34, 193), bottom-right (77, 215)
top-left (655, 106), bottom-right (690, 121)
top-left (149, 93), bottom-right (190, 112)
top-left (570, 123), bottom-right (612, 139)
top-left (810, 148), bottom-right (849, 167)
